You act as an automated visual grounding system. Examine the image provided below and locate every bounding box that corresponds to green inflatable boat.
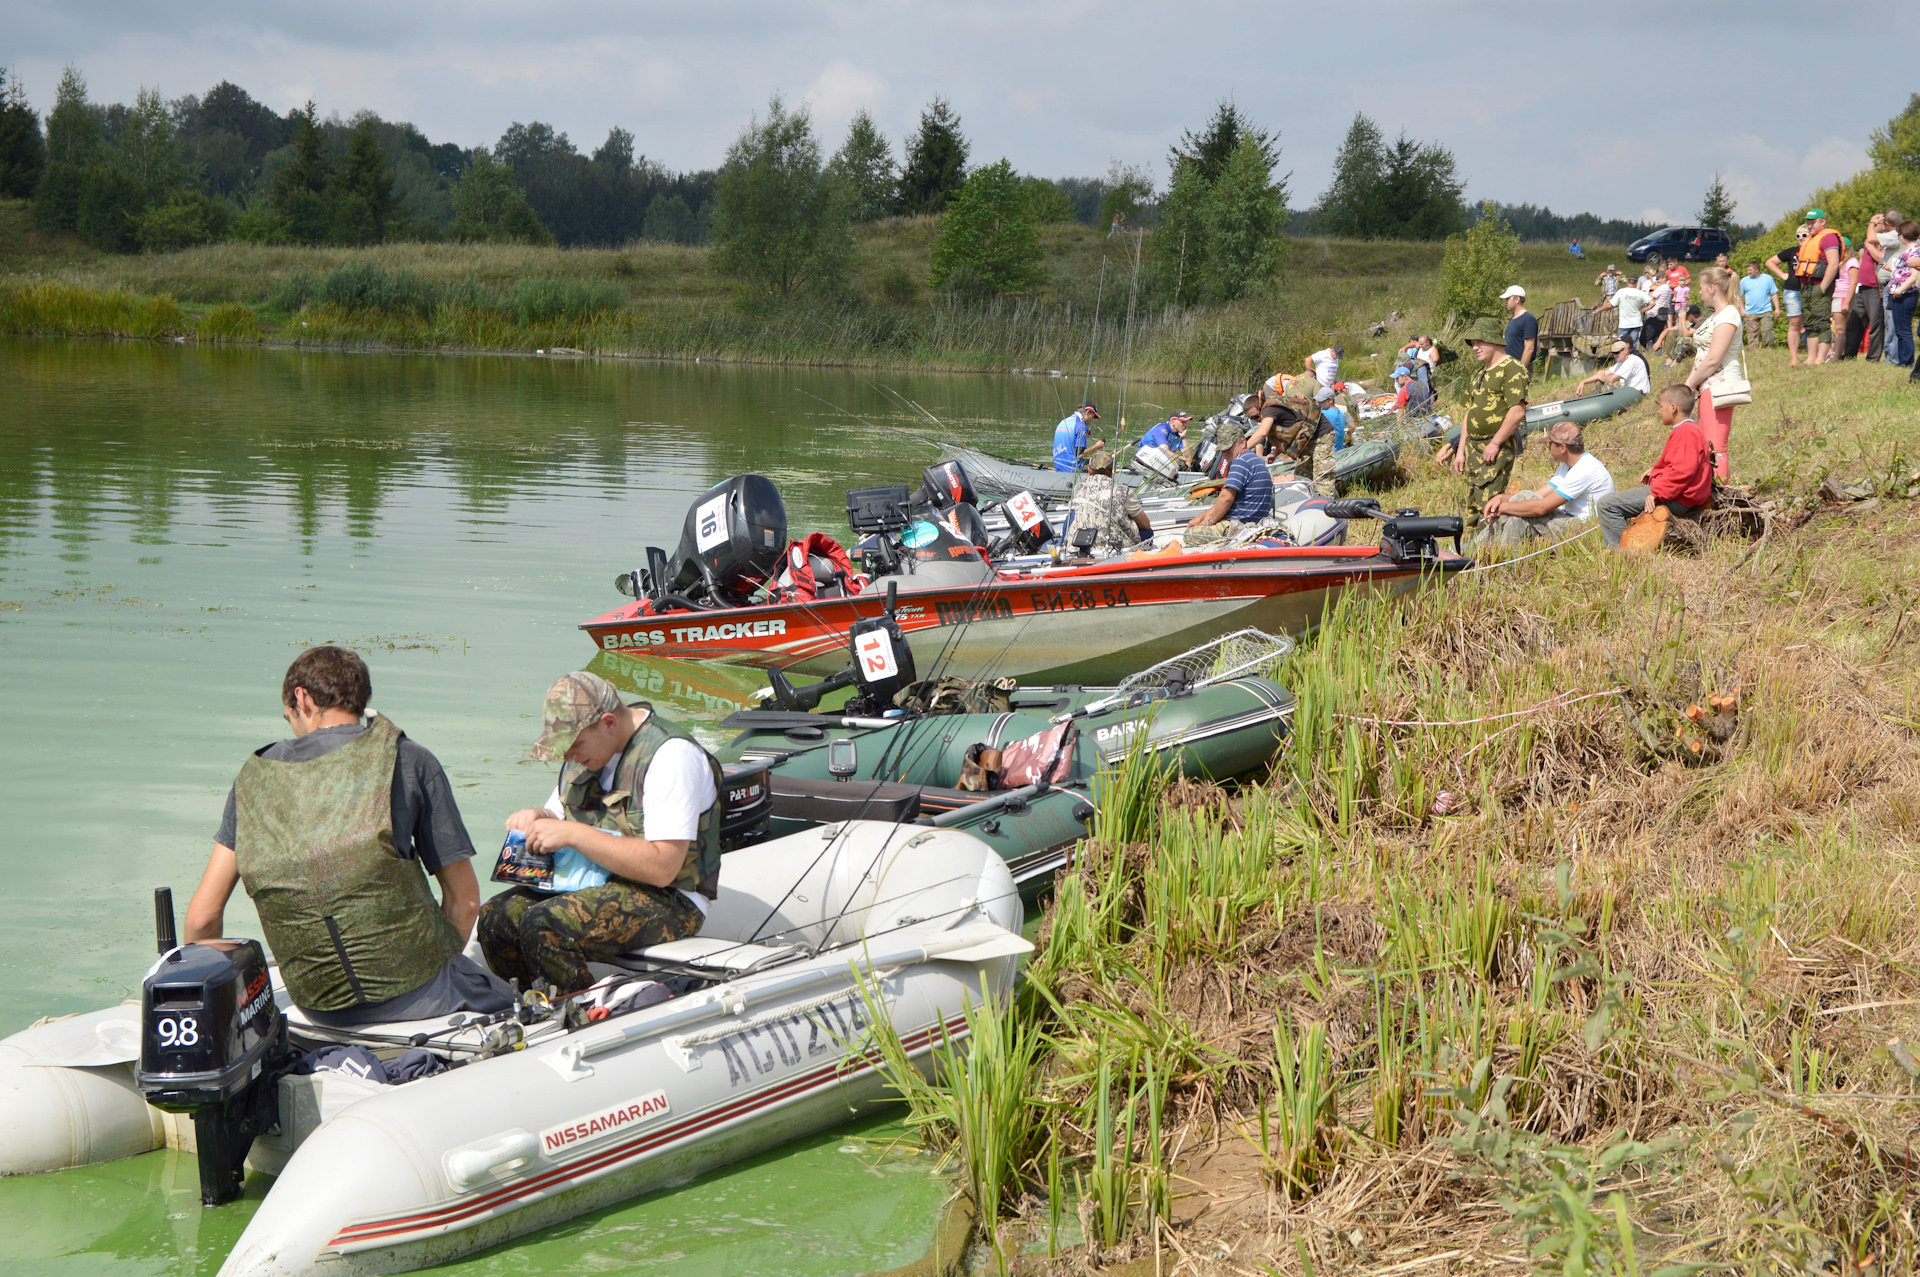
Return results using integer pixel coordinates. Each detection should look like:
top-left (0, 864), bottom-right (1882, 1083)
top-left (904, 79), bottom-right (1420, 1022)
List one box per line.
top-left (1443, 384), bottom-right (1643, 450)
top-left (711, 624), bottom-right (1297, 900)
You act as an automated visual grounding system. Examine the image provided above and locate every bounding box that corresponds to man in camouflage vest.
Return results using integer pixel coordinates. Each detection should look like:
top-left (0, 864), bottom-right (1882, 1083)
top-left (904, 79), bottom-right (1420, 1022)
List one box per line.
top-left (184, 645), bottom-right (512, 1027)
top-left (1067, 447), bottom-right (1152, 555)
top-left (1441, 316), bottom-right (1530, 532)
top-left (478, 671), bottom-right (724, 992)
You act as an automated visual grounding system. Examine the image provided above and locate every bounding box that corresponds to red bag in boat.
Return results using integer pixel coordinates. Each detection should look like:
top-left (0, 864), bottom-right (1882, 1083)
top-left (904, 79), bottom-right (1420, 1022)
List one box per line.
top-left (997, 723), bottom-right (1078, 788)
top-left (774, 533), bottom-right (867, 602)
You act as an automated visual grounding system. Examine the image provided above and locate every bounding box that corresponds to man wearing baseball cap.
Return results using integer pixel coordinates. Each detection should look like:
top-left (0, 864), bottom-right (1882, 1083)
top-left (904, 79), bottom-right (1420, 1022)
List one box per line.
top-left (1135, 410), bottom-right (1192, 461)
top-left (1502, 285), bottom-right (1538, 369)
top-left (476, 671), bottom-right (724, 992)
top-left (1053, 402), bottom-right (1104, 472)
top-left (1440, 316), bottom-right (1530, 533)
top-left (1573, 340), bottom-right (1651, 397)
top-left (1186, 417), bottom-right (1273, 537)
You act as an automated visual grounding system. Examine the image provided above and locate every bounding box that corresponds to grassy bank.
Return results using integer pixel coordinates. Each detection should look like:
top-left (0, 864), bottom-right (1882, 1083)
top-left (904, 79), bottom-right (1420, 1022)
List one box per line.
top-left (862, 349), bottom-right (1920, 1273)
top-left (0, 198), bottom-right (1617, 385)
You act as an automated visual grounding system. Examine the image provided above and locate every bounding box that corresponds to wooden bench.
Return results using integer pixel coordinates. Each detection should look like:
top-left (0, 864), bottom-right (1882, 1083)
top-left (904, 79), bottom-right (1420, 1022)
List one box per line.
top-left (1539, 297), bottom-right (1618, 377)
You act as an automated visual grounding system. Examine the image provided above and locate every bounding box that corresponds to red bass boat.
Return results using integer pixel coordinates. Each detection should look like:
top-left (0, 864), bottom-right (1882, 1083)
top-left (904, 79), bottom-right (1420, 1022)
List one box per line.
top-left (581, 472), bottom-right (1469, 686)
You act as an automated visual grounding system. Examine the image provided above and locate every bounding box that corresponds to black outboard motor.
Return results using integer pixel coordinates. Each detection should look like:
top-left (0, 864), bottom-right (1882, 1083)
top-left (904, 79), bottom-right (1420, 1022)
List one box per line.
top-left (664, 475), bottom-right (787, 605)
top-left (916, 460), bottom-right (979, 512)
top-left (845, 581), bottom-right (917, 714)
top-left (137, 890), bottom-right (286, 1206)
top-left (1000, 490), bottom-right (1055, 555)
top-left (1323, 500), bottom-right (1463, 563)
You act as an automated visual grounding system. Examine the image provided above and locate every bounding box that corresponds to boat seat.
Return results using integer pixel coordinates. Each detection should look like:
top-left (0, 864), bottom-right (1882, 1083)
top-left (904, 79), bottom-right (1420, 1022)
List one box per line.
top-left (618, 937), bottom-right (802, 976)
top-left (769, 774), bottom-right (923, 825)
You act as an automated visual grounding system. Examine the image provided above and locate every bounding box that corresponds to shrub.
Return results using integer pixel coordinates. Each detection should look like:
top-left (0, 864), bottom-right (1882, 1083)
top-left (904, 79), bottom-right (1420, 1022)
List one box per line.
top-left (509, 278), bottom-right (625, 324)
top-left (229, 202), bottom-right (286, 244)
top-left (196, 302), bottom-right (263, 342)
top-left (266, 270), bottom-right (318, 313)
top-left (930, 158), bottom-right (1045, 298)
top-left (76, 165), bottom-right (146, 252)
top-left (317, 261), bottom-right (437, 317)
top-left (137, 191), bottom-right (232, 252)
top-left (1437, 200), bottom-right (1520, 323)
top-left (710, 96), bottom-right (854, 298)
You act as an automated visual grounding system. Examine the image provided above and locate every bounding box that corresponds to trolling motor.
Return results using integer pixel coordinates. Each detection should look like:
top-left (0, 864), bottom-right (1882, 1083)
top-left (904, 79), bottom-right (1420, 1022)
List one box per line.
top-left (994, 490), bottom-right (1055, 557)
top-left (1323, 499), bottom-right (1464, 562)
top-left (137, 887), bottom-right (288, 1206)
top-left (766, 581), bottom-right (919, 715)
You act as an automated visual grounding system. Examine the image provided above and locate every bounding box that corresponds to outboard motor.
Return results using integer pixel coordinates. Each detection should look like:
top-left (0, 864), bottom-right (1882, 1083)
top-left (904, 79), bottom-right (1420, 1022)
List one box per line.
top-left (664, 475), bottom-right (787, 605)
top-left (137, 889), bottom-right (286, 1207)
top-left (1193, 438), bottom-right (1223, 480)
top-left (1000, 490), bottom-right (1055, 555)
top-left (846, 581), bottom-right (918, 714)
top-left (719, 759), bottom-right (773, 849)
top-left (1324, 500), bottom-right (1463, 563)
top-left (916, 460), bottom-right (979, 512)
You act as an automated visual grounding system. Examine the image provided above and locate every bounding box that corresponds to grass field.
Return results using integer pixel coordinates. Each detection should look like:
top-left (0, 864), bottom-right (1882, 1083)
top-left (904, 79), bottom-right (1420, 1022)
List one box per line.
top-left (861, 346), bottom-right (1920, 1275)
top-left (0, 198), bottom-right (1624, 386)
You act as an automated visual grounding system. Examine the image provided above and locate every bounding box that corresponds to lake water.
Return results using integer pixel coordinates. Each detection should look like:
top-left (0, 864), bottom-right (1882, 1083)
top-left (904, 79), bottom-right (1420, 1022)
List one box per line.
top-left (0, 339), bottom-right (1163, 1275)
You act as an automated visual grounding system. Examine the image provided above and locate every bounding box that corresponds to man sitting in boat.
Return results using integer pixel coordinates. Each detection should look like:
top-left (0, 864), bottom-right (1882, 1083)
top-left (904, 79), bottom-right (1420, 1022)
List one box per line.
top-left (1573, 340), bottom-right (1651, 396)
top-left (1067, 447), bottom-right (1154, 554)
top-left (184, 646), bottom-right (514, 1027)
top-left (477, 672), bottom-right (723, 993)
top-left (1052, 402), bottom-right (1103, 472)
top-left (1134, 411), bottom-right (1191, 463)
top-left (1184, 420), bottom-right (1273, 540)
top-left (1478, 422), bottom-right (1616, 546)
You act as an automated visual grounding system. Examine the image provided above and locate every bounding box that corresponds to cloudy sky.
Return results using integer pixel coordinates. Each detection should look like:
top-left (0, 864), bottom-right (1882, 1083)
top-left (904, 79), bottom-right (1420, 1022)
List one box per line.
top-left (3, 1), bottom-right (1894, 228)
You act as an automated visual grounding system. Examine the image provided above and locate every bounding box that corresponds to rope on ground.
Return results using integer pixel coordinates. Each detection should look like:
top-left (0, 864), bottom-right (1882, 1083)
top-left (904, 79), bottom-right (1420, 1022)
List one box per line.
top-left (1333, 687), bottom-right (1626, 730)
top-left (1460, 523), bottom-right (1598, 572)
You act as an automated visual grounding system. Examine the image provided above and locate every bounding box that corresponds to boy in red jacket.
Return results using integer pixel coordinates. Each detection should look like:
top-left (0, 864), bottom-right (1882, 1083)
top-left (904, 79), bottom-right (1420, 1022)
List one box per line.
top-left (1595, 384), bottom-right (1714, 549)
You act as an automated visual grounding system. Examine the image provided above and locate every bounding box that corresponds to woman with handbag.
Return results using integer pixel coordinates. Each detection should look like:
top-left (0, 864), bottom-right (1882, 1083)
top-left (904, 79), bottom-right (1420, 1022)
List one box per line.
top-left (1686, 266), bottom-right (1747, 479)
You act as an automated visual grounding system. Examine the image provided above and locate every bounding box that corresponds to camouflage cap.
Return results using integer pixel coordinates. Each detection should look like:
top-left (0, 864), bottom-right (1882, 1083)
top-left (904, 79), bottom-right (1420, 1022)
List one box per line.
top-left (1462, 316), bottom-right (1507, 347)
top-left (1216, 418), bottom-right (1250, 449)
top-left (532, 671), bottom-right (624, 761)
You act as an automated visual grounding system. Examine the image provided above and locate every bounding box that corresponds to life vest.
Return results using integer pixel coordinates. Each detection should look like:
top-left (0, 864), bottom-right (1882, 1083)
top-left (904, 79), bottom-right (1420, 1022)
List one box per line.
top-left (1796, 231), bottom-right (1838, 285)
top-left (232, 714), bottom-right (463, 1012)
top-left (558, 706), bottom-right (724, 900)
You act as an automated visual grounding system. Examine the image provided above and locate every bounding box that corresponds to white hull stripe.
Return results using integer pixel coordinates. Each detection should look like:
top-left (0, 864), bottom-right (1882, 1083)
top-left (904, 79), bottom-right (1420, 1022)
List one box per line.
top-left (326, 1012), bottom-right (969, 1252)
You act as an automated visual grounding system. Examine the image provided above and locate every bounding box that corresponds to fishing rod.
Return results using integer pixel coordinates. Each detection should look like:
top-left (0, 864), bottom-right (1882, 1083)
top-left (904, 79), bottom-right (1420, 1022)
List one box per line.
top-left (796, 387), bottom-right (941, 454)
top-left (1114, 228), bottom-right (1144, 439)
top-left (1081, 256), bottom-right (1107, 410)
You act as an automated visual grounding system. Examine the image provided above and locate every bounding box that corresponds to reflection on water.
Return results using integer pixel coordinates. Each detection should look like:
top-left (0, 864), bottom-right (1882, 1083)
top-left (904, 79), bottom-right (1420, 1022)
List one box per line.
top-left (0, 338), bottom-right (1113, 1277)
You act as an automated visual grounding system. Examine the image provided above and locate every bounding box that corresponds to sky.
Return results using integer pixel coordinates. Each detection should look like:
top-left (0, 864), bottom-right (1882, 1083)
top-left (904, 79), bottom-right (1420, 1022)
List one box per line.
top-left (2, 1), bottom-right (1896, 229)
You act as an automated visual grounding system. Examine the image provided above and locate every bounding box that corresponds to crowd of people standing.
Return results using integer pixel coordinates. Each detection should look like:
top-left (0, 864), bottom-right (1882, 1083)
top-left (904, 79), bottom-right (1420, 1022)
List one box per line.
top-left (1763, 208), bottom-right (1920, 373)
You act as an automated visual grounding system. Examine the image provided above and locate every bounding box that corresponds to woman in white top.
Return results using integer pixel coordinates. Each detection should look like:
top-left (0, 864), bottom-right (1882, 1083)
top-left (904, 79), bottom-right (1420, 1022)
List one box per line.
top-left (1684, 266), bottom-right (1745, 479)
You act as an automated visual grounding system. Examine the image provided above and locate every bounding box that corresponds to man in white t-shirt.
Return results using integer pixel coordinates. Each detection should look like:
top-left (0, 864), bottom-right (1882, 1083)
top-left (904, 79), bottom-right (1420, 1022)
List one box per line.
top-left (1304, 345), bottom-right (1342, 388)
top-left (1603, 286), bottom-right (1652, 348)
top-left (478, 671), bottom-right (722, 990)
top-left (1574, 340), bottom-right (1651, 396)
top-left (1478, 422), bottom-right (1616, 545)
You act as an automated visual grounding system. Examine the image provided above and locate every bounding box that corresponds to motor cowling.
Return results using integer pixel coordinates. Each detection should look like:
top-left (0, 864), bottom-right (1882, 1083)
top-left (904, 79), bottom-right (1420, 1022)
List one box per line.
top-left (667, 475), bottom-right (788, 604)
top-left (846, 589), bottom-right (917, 714)
top-left (917, 460), bottom-right (979, 512)
top-left (1380, 512), bottom-right (1464, 562)
top-left (138, 938), bottom-right (286, 1206)
top-left (1001, 490), bottom-right (1055, 555)
top-left (719, 759), bottom-right (773, 849)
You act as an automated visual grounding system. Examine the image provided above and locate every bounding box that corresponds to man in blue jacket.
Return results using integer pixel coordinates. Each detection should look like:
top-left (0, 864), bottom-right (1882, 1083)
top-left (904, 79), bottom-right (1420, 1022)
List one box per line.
top-left (1052, 402), bottom-right (1103, 471)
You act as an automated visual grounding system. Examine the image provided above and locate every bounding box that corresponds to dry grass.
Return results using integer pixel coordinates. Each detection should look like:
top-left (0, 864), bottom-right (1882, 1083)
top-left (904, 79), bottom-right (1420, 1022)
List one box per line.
top-left (864, 350), bottom-right (1920, 1275)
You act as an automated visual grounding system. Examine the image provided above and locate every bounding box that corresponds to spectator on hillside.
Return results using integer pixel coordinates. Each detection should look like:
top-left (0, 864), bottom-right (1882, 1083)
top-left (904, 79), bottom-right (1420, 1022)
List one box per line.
top-left (1739, 261), bottom-right (1780, 347)
top-left (1877, 210), bottom-right (1905, 362)
top-left (1714, 252), bottom-right (1731, 273)
top-left (1883, 219), bottom-right (1920, 368)
top-left (1392, 365), bottom-right (1434, 421)
top-left (1604, 281), bottom-right (1652, 349)
top-left (1304, 345), bottom-right (1342, 389)
top-left (1769, 224), bottom-right (1812, 365)
top-left (1826, 240), bottom-right (1858, 362)
top-left (1574, 340), bottom-right (1651, 396)
top-left (1595, 385), bottom-right (1714, 549)
top-left (1843, 213), bottom-right (1889, 360)
top-left (1665, 259), bottom-right (1692, 293)
top-left (1570, 240), bottom-right (1585, 258)
top-left (1687, 266), bottom-right (1746, 479)
top-left (1480, 422), bottom-right (1615, 545)
top-left (1637, 266), bottom-right (1658, 294)
top-left (1643, 280), bottom-right (1674, 351)
top-left (1502, 286), bottom-right (1539, 368)
top-left (1314, 384), bottom-right (1349, 458)
top-left (1596, 264), bottom-right (1623, 298)
top-left (1416, 335), bottom-right (1440, 380)
top-left (1793, 209), bottom-right (1844, 366)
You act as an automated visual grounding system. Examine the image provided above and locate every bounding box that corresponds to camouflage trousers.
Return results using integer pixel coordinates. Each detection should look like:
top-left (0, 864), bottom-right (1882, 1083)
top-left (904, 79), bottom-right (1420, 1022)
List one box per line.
top-left (1461, 440), bottom-right (1518, 531)
top-left (477, 881), bottom-right (703, 992)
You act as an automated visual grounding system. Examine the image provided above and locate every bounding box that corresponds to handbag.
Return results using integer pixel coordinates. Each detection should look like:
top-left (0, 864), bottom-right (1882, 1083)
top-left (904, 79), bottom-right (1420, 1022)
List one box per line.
top-left (1705, 371), bottom-right (1752, 407)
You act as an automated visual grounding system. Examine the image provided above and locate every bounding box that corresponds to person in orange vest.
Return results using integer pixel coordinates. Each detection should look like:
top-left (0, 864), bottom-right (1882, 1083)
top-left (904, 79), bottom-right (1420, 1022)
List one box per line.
top-left (1793, 209), bottom-right (1844, 365)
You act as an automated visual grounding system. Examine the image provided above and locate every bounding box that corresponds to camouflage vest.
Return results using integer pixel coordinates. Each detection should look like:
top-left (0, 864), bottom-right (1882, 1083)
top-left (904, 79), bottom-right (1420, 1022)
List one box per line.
top-left (559, 706), bottom-right (725, 900)
top-left (1068, 474), bottom-right (1137, 555)
top-left (232, 714), bottom-right (462, 1012)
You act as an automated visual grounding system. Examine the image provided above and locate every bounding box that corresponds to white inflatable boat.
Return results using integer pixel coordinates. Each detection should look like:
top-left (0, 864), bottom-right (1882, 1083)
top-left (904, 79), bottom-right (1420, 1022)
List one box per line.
top-left (0, 820), bottom-right (1026, 1276)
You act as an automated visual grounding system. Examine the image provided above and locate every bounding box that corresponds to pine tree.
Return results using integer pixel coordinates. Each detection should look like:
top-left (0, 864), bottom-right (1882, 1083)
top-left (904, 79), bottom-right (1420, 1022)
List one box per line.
top-left (1377, 134), bottom-right (1466, 240)
top-left (827, 108), bottom-right (896, 221)
top-left (1148, 159), bottom-right (1214, 305)
top-left (449, 147), bottom-right (552, 244)
top-left (1320, 112), bottom-right (1387, 238)
top-left (896, 98), bottom-right (968, 216)
top-left (710, 96), bottom-right (854, 297)
top-left (271, 102), bottom-right (334, 244)
top-left (1206, 137), bottom-right (1286, 300)
top-left (33, 66), bottom-right (105, 230)
top-left (1698, 173), bottom-right (1737, 231)
top-left (929, 158), bottom-right (1044, 298)
top-left (332, 115), bottom-right (396, 243)
top-left (1169, 100), bottom-right (1278, 188)
top-left (0, 68), bottom-right (46, 199)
